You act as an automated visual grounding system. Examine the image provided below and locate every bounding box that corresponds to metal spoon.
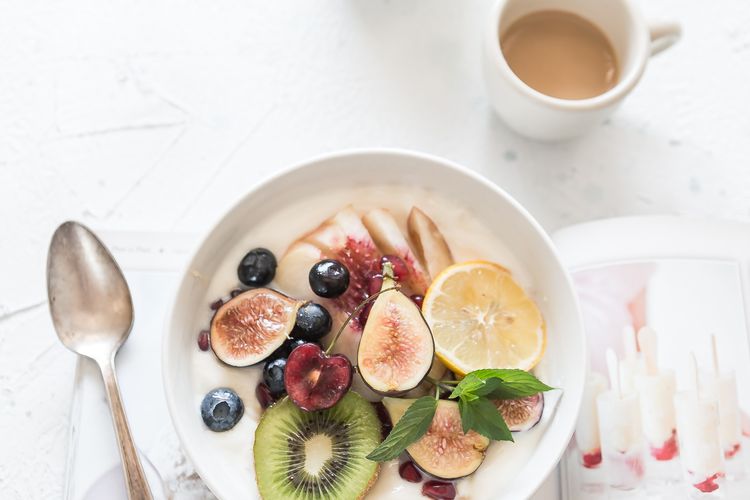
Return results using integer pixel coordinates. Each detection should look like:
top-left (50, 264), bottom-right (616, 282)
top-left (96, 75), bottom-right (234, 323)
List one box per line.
top-left (47, 221), bottom-right (153, 500)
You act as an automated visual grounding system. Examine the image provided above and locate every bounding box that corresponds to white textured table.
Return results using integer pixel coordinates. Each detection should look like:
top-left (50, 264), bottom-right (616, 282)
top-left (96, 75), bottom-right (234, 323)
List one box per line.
top-left (2, 1), bottom-right (749, 498)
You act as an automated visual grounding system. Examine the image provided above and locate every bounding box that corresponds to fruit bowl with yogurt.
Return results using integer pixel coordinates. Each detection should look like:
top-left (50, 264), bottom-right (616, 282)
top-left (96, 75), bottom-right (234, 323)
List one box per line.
top-left (163, 150), bottom-right (585, 499)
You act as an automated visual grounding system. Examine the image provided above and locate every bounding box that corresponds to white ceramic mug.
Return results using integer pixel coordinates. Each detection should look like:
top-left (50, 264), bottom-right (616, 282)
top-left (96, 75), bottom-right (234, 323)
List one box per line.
top-left (482, 0), bottom-right (681, 141)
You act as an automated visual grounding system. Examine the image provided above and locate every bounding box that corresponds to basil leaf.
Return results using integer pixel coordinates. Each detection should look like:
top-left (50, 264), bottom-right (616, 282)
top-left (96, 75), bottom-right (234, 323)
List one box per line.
top-left (366, 397), bottom-right (437, 462)
top-left (459, 397), bottom-right (513, 442)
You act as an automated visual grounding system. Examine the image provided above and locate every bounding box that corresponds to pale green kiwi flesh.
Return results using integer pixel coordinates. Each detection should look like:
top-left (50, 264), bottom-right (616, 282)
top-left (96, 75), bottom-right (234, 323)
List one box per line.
top-left (253, 391), bottom-right (381, 500)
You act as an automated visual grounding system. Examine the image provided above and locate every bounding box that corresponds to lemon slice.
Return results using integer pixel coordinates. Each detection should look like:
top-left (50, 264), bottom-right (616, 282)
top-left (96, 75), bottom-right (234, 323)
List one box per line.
top-left (422, 261), bottom-right (546, 375)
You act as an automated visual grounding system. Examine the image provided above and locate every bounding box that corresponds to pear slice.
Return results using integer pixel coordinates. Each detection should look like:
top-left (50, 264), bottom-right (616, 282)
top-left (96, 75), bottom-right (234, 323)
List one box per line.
top-left (362, 208), bottom-right (431, 293)
top-left (357, 264), bottom-right (435, 395)
top-left (382, 398), bottom-right (490, 479)
top-left (407, 207), bottom-right (454, 279)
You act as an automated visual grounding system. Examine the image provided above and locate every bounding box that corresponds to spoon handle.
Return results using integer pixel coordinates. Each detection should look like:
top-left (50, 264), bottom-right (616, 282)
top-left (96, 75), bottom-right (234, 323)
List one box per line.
top-left (98, 359), bottom-right (154, 500)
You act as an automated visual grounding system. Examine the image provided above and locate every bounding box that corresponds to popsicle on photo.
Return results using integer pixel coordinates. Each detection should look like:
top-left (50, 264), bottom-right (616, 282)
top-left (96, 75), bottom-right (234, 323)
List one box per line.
top-left (619, 325), bottom-right (646, 395)
top-left (597, 349), bottom-right (645, 491)
top-left (674, 353), bottom-right (725, 498)
top-left (700, 335), bottom-right (745, 479)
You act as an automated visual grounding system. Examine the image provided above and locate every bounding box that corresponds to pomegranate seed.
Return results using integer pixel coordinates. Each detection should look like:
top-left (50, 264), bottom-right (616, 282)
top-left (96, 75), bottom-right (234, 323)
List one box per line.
top-left (399, 461), bottom-right (423, 483)
top-left (197, 330), bottom-right (210, 351)
top-left (359, 302), bottom-right (373, 326)
top-left (372, 402), bottom-right (393, 439)
top-left (422, 480), bottom-right (456, 500)
top-left (368, 274), bottom-right (384, 296)
top-left (410, 294), bottom-right (424, 308)
top-left (381, 255), bottom-right (409, 281)
top-left (230, 288), bottom-right (243, 298)
top-left (210, 298), bottom-right (224, 310)
top-left (255, 383), bottom-right (275, 409)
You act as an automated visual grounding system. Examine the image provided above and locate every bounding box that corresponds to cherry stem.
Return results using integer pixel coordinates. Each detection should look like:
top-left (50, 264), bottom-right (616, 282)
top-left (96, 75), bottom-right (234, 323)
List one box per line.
top-left (324, 286), bottom-right (400, 355)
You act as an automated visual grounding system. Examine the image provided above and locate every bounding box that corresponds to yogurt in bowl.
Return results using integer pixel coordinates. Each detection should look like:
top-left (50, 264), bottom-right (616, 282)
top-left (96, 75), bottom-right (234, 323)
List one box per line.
top-left (163, 149), bottom-right (585, 499)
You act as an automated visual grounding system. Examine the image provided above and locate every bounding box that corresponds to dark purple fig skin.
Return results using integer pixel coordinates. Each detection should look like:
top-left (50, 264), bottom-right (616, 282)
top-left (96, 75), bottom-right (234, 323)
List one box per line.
top-left (496, 393), bottom-right (544, 432)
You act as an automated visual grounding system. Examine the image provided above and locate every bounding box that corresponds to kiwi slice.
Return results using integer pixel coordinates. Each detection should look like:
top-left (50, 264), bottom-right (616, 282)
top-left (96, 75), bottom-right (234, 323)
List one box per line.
top-left (254, 391), bottom-right (381, 500)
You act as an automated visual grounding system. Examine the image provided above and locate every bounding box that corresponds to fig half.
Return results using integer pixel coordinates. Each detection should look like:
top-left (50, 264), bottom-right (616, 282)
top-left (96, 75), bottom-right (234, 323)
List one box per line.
top-left (210, 288), bottom-right (301, 367)
top-left (357, 265), bottom-right (435, 395)
top-left (383, 398), bottom-right (490, 479)
top-left (495, 393), bottom-right (544, 432)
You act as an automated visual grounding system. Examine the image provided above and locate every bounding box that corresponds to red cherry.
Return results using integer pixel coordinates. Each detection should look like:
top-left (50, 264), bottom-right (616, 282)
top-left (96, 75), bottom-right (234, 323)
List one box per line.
top-left (422, 480), bottom-right (456, 499)
top-left (410, 294), bottom-right (424, 308)
top-left (255, 383), bottom-right (275, 409)
top-left (367, 274), bottom-right (384, 296)
top-left (284, 343), bottom-right (353, 411)
top-left (381, 255), bottom-right (409, 281)
top-left (399, 461), bottom-right (423, 483)
top-left (197, 330), bottom-right (210, 351)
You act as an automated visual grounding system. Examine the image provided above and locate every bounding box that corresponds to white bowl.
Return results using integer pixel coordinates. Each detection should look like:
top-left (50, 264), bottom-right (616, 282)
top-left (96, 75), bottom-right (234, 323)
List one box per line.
top-left (163, 149), bottom-right (585, 500)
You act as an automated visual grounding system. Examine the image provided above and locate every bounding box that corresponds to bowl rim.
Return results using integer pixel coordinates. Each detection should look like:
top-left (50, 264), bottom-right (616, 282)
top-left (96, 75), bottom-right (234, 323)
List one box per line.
top-left (162, 147), bottom-right (586, 499)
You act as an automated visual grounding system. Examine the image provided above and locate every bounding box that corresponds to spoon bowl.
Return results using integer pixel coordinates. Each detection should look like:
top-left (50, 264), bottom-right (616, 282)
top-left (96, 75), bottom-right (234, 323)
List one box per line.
top-left (47, 221), bottom-right (153, 500)
top-left (47, 221), bottom-right (134, 361)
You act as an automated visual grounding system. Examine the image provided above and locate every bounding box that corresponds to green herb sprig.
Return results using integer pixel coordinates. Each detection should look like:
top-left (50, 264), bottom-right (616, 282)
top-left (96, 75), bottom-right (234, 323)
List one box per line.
top-left (366, 369), bottom-right (553, 462)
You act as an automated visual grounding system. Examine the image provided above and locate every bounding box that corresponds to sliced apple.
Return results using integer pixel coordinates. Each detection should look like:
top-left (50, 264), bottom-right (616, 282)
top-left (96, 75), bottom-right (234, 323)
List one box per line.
top-left (407, 207), bottom-right (454, 279)
top-left (362, 208), bottom-right (430, 293)
top-left (275, 241), bottom-right (325, 301)
top-left (382, 397), bottom-right (490, 479)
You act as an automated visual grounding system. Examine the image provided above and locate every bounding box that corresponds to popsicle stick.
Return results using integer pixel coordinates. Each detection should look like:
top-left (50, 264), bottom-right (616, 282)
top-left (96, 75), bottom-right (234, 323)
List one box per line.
top-left (688, 352), bottom-right (700, 398)
top-left (638, 327), bottom-right (658, 376)
top-left (711, 334), bottom-right (720, 376)
top-left (622, 325), bottom-right (637, 361)
top-left (606, 348), bottom-right (621, 399)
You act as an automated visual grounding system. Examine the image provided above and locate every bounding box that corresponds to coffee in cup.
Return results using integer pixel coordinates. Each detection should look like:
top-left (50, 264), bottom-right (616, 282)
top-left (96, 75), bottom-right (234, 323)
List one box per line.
top-left (500, 10), bottom-right (618, 100)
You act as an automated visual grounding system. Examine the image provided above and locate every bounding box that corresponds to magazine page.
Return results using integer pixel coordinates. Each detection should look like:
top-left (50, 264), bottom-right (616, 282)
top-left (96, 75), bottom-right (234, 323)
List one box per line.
top-left (562, 259), bottom-right (750, 499)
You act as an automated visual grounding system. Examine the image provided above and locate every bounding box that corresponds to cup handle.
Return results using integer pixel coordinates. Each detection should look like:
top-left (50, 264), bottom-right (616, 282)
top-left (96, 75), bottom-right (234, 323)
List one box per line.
top-left (648, 22), bottom-right (681, 56)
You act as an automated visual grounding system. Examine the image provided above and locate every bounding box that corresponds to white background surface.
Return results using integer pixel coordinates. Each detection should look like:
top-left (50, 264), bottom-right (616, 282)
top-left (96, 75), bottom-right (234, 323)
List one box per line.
top-left (2, 1), bottom-right (750, 498)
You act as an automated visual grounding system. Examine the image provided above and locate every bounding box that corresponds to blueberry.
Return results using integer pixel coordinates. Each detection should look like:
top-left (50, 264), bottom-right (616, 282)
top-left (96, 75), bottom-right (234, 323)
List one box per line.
top-left (309, 259), bottom-right (349, 298)
top-left (237, 248), bottom-right (277, 287)
top-left (263, 357), bottom-right (287, 397)
top-left (292, 302), bottom-right (332, 341)
top-left (200, 388), bottom-right (244, 432)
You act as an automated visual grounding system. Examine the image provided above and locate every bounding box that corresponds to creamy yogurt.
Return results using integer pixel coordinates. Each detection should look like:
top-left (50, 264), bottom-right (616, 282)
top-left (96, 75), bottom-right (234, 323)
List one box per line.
top-left (187, 185), bottom-right (548, 499)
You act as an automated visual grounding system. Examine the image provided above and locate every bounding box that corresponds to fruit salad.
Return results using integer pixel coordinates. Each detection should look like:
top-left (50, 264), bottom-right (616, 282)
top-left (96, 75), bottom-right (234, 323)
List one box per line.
top-left (191, 188), bottom-right (554, 500)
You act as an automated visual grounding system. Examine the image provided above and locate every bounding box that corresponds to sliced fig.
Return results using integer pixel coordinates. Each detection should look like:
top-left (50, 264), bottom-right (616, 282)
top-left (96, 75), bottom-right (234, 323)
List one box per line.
top-left (210, 288), bottom-right (301, 367)
top-left (407, 207), bottom-right (454, 279)
top-left (383, 398), bottom-right (490, 479)
top-left (495, 393), bottom-right (544, 432)
top-left (357, 264), bottom-right (435, 395)
top-left (362, 208), bottom-right (430, 293)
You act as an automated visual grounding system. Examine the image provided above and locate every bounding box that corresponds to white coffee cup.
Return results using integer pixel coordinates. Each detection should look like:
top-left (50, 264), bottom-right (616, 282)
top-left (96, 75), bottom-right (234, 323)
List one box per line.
top-left (482, 0), bottom-right (680, 141)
